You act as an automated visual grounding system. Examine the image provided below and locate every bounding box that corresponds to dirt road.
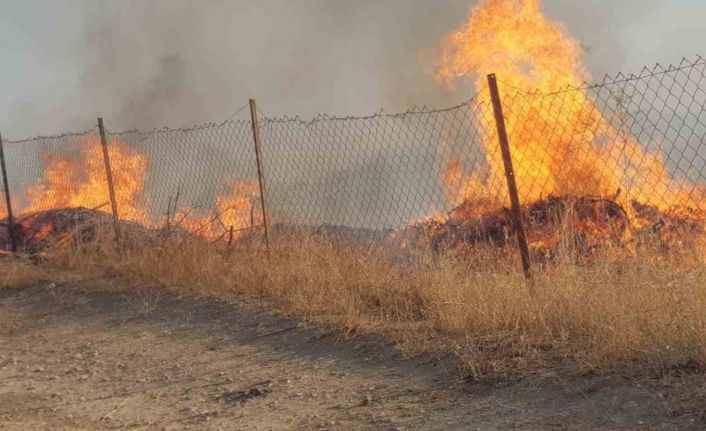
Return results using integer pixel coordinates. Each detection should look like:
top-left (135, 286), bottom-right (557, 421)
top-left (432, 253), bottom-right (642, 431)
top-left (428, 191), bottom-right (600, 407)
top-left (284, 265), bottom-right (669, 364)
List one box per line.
top-left (1, 281), bottom-right (704, 430)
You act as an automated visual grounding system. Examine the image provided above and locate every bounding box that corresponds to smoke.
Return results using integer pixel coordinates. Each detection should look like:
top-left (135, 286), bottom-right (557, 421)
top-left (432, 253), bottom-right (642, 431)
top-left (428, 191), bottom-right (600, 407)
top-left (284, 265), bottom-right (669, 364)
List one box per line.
top-left (2, 0), bottom-right (699, 137)
top-left (72, 0), bottom-right (477, 132)
top-left (78, 0), bottom-right (209, 130)
top-left (2, 0), bottom-right (704, 230)
top-left (115, 54), bottom-right (200, 130)
top-left (543, 0), bottom-right (668, 79)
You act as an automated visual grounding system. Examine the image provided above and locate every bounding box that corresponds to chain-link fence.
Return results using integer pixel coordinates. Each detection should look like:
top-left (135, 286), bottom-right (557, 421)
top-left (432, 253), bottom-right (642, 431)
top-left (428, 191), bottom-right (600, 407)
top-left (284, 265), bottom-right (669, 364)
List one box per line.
top-left (498, 58), bottom-right (706, 211)
top-left (1, 56), bottom-right (705, 254)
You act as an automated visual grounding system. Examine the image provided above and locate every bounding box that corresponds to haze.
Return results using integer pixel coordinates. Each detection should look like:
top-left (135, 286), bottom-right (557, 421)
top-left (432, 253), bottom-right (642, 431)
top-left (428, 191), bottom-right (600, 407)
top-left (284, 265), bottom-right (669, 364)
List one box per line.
top-left (1, 0), bottom-right (704, 139)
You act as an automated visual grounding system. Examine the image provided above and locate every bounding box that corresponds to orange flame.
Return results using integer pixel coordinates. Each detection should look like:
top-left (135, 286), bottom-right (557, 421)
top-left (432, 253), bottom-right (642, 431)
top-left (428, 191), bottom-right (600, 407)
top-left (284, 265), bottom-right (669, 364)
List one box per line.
top-left (436, 0), bottom-right (706, 216)
top-left (21, 136), bottom-right (149, 222)
top-left (178, 179), bottom-right (261, 240)
top-left (2, 135), bottom-right (259, 242)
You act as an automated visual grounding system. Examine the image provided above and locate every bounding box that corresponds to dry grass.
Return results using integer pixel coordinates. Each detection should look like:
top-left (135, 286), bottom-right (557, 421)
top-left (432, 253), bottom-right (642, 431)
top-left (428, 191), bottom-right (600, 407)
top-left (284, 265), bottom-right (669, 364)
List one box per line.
top-left (0, 252), bottom-right (86, 290)
top-left (32, 229), bottom-right (706, 378)
top-left (0, 256), bottom-right (56, 289)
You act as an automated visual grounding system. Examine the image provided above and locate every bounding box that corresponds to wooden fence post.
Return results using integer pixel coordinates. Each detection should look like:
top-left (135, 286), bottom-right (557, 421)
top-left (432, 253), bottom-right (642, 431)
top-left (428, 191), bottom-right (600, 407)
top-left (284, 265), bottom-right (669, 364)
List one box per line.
top-left (0, 133), bottom-right (18, 252)
top-left (487, 74), bottom-right (532, 280)
top-left (97, 118), bottom-right (122, 255)
top-left (248, 99), bottom-right (272, 258)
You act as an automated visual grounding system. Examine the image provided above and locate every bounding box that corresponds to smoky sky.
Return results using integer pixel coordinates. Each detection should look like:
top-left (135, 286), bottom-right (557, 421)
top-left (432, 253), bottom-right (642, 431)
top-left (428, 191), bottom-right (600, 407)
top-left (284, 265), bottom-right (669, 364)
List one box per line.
top-left (1, 0), bottom-right (703, 138)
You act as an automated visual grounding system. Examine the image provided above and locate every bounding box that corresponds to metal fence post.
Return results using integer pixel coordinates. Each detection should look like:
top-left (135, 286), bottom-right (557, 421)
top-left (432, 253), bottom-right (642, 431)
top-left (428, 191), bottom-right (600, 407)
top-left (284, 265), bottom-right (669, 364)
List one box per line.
top-left (0, 133), bottom-right (18, 252)
top-left (487, 74), bottom-right (532, 280)
top-left (97, 118), bottom-right (122, 255)
top-left (249, 99), bottom-right (272, 258)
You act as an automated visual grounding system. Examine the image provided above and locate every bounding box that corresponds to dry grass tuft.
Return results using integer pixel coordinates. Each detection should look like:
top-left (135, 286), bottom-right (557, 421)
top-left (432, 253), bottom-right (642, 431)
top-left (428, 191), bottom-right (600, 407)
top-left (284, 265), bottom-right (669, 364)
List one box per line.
top-left (27, 230), bottom-right (706, 377)
top-left (0, 255), bottom-right (60, 289)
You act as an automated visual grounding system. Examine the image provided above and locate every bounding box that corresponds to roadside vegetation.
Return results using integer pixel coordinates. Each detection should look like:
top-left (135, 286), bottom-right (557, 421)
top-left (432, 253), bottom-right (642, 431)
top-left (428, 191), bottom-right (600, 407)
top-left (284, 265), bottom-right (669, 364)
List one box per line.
top-left (5, 228), bottom-right (703, 379)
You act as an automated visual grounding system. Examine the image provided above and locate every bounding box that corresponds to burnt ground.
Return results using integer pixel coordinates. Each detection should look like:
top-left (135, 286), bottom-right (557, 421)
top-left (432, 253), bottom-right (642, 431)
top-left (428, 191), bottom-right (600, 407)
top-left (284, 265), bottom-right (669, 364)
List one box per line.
top-left (1, 281), bottom-right (705, 431)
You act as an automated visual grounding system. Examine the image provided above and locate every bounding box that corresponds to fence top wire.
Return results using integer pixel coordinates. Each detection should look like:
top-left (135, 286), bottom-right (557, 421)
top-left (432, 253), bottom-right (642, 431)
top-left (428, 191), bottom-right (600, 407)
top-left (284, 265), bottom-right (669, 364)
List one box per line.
top-left (4, 129), bottom-right (96, 145)
top-left (106, 101), bottom-right (253, 141)
top-left (497, 55), bottom-right (706, 97)
top-left (104, 118), bottom-right (253, 147)
top-left (260, 94), bottom-right (485, 126)
top-left (224, 101), bottom-right (251, 123)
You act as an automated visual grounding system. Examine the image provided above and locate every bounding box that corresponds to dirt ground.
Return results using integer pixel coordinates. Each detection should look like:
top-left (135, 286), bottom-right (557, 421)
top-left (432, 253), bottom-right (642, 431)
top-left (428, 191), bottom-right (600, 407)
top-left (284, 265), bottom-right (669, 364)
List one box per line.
top-left (1, 281), bottom-right (705, 430)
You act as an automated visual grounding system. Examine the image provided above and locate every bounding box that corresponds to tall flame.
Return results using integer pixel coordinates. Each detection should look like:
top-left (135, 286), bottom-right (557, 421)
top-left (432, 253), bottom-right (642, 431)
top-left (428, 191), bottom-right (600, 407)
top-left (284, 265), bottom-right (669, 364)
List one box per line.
top-left (20, 137), bottom-right (149, 222)
top-left (436, 0), bottom-right (706, 215)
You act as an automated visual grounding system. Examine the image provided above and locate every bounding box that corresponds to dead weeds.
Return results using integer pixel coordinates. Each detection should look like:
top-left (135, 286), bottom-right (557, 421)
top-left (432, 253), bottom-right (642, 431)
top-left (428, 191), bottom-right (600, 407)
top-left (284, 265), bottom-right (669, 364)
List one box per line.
top-left (19, 230), bottom-right (705, 379)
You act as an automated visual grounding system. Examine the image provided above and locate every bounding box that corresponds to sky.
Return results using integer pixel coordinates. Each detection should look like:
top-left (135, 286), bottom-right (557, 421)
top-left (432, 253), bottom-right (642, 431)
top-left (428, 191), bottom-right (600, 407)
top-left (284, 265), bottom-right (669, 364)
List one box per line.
top-left (1, 0), bottom-right (705, 139)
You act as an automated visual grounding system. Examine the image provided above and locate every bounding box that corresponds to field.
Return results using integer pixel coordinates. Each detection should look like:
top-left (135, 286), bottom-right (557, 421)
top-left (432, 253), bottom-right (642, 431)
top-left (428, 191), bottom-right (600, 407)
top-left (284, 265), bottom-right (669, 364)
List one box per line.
top-left (2, 274), bottom-right (705, 430)
top-left (2, 1), bottom-right (706, 428)
top-left (15, 229), bottom-right (706, 376)
top-left (1, 229), bottom-right (706, 429)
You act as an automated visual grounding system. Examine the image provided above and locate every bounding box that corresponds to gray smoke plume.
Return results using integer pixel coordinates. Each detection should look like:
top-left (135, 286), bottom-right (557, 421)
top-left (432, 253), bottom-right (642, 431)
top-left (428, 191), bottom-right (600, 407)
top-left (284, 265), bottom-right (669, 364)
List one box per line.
top-left (2, 0), bottom-right (704, 231)
top-left (73, 0), bottom-right (476, 132)
top-left (2, 0), bottom-right (700, 136)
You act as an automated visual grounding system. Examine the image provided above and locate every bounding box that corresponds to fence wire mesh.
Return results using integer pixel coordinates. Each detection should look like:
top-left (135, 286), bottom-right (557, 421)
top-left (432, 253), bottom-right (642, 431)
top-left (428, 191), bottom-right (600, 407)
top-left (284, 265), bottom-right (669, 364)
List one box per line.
top-left (1, 56), bottom-right (705, 251)
top-left (260, 99), bottom-right (499, 231)
top-left (110, 119), bottom-right (262, 239)
top-left (498, 57), bottom-right (706, 213)
top-left (1, 130), bottom-right (99, 216)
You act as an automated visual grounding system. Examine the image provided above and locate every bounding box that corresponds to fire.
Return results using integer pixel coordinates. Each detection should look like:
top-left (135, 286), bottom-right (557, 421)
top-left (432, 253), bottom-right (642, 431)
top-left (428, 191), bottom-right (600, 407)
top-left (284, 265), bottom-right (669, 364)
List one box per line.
top-left (435, 0), bottom-right (706, 215)
top-left (21, 137), bottom-right (149, 222)
top-left (177, 179), bottom-right (261, 240)
top-left (215, 179), bottom-right (261, 235)
top-left (1, 135), bottom-right (259, 244)
top-left (423, 0), bottom-right (706, 262)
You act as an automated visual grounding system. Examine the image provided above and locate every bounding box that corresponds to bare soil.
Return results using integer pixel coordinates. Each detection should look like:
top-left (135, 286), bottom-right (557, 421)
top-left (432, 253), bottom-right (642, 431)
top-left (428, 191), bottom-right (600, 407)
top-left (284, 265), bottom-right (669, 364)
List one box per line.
top-left (1, 281), bottom-right (705, 430)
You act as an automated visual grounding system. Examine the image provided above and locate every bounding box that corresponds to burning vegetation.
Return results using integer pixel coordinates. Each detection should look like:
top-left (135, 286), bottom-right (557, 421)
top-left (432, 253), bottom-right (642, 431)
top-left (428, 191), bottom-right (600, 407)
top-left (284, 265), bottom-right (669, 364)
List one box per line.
top-left (404, 194), bottom-right (706, 265)
top-left (2, 0), bottom-right (706, 265)
top-left (0, 135), bottom-right (262, 251)
top-left (421, 0), bottom-right (706, 263)
top-left (2, 0), bottom-right (706, 379)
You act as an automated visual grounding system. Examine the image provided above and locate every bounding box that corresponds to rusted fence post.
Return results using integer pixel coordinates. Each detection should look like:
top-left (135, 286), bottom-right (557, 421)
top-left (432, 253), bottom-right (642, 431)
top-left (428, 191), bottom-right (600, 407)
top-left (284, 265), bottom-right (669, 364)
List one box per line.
top-left (0, 133), bottom-right (18, 252)
top-left (97, 118), bottom-right (122, 255)
top-left (249, 99), bottom-right (272, 258)
top-left (487, 74), bottom-right (532, 280)
top-left (227, 225), bottom-right (234, 248)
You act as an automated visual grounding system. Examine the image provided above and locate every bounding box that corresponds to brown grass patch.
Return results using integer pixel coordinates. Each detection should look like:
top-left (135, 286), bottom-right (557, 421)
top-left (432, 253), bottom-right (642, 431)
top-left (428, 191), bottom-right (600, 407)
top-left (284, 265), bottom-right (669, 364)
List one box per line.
top-left (0, 255), bottom-right (61, 289)
top-left (29, 230), bottom-right (706, 378)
